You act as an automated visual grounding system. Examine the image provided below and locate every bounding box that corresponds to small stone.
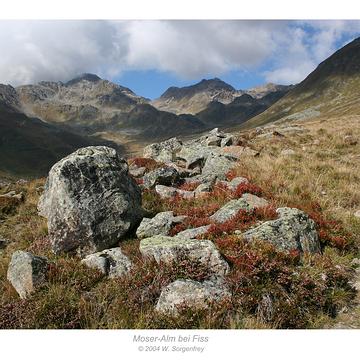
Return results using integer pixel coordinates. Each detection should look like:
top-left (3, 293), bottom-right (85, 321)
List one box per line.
top-left (220, 146), bottom-right (259, 159)
top-left (175, 225), bottom-right (211, 239)
top-left (280, 149), bottom-right (296, 156)
top-left (227, 177), bottom-right (249, 191)
top-left (344, 135), bottom-right (357, 146)
top-left (177, 144), bottom-right (212, 169)
top-left (155, 185), bottom-right (194, 199)
top-left (143, 137), bottom-right (183, 162)
top-left (202, 153), bottom-right (237, 180)
top-left (0, 236), bottom-right (8, 249)
top-left (156, 279), bottom-right (231, 315)
top-left (136, 211), bottom-right (186, 239)
top-left (81, 248), bottom-right (132, 278)
top-left (354, 210), bottom-right (360, 218)
top-left (220, 136), bottom-right (234, 147)
top-left (210, 194), bottom-right (269, 223)
top-left (139, 235), bottom-right (229, 276)
top-left (7, 250), bottom-right (49, 299)
top-left (129, 166), bottom-right (146, 178)
top-left (206, 136), bottom-right (222, 147)
top-left (143, 167), bottom-right (180, 189)
top-left (194, 183), bottom-right (213, 197)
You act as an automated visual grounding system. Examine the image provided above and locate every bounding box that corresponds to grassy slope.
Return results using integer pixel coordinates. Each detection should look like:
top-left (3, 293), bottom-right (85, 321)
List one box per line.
top-left (239, 38), bottom-right (360, 130)
top-left (0, 114), bottom-right (359, 329)
top-left (0, 107), bottom-right (126, 179)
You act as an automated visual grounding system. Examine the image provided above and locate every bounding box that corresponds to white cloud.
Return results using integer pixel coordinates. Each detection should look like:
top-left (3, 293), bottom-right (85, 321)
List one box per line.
top-left (263, 20), bottom-right (360, 84)
top-left (0, 20), bottom-right (359, 86)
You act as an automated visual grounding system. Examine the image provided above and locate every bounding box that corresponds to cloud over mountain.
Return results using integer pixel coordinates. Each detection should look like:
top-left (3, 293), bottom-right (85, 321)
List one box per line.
top-left (0, 20), bottom-right (359, 86)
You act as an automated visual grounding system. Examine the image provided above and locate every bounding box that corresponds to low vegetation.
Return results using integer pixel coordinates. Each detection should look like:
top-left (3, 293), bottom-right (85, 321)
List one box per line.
top-left (0, 116), bottom-right (359, 329)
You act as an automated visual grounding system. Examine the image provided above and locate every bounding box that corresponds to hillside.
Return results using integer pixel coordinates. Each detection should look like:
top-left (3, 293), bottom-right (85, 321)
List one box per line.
top-left (243, 37), bottom-right (360, 129)
top-left (0, 114), bottom-right (359, 329)
top-left (197, 90), bottom-right (289, 127)
top-left (0, 104), bottom-right (122, 178)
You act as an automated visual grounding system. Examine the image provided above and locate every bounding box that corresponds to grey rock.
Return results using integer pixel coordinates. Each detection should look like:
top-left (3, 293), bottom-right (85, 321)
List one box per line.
top-left (143, 167), bottom-right (180, 189)
top-left (136, 211), bottom-right (186, 239)
top-left (0, 191), bottom-right (24, 201)
top-left (177, 144), bottom-right (213, 169)
top-left (175, 225), bottom-right (211, 239)
top-left (0, 236), bottom-right (8, 251)
top-left (156, 279), bottom-right (231, 315)
top-left (7, 250), bottom-right (49, 299)
top-left (166, 163), bottom-right (199, 178)
top-left (243, 207), bottom-right (321, 253)
top-left (81, 248), bottom-right (132, 278)
top-left (210, 194), bottom-right (269, 223)
top-left (206, 136), bottom-right (222, 147)
top-left (129, 166), bottom-right (146, 178)
top-left (139, 235), bottom-right (229, 276)
top-left (154, 185), bottom-right (177, 198)
top-left (220, 136), bottom-right (234, 147)
top-left (208, 128), bottom-right (226, 137)
top-left (219, 146), bottom-right (259, 159)
top-left (344, 135), bottom-right (357, 146)
top-left (354, 210), bottom-right (360, 218)
top-left (217, 177), bottom-right (249, 191)
top-left (38, 146), bottom-right (142, 255)
top-left (194, 183), bottom-right (213, 196)
top-left (280, 149), bottom-right (296, 157)
top-left (201, 153), bottom-right (237, 180)
top-left (143, 137), bottom-right (183, 162)
top-left (155, 185), bottom-right (195, 199)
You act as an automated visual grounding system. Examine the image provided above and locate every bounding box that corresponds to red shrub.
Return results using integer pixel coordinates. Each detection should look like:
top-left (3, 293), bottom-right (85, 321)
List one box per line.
top-left (178, 181), bottom-right (201, 191)
top-left (169, 217), bottom-right (211, 236)
top-left (226, 169), bottom-right (238, 181)
top-left (233, 183), bottom-right (264, 198)
top-left (134, 178), bottom-right (144, 185)
top-left (128, 157), bottom-right (163, 172)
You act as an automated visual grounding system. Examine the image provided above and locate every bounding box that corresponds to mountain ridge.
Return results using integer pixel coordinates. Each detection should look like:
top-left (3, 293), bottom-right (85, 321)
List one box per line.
top-left (242, 36), bottom-right (360, 129)
top-left (151, 78), bottom-right (292, 115)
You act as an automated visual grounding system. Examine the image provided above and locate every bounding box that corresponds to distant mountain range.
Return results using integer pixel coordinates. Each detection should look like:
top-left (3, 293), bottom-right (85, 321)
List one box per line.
top-left (2, 36), bottom-right (360, 178)
top-left (0, 72), bottom-right (289, 142)
top-left (0, 73), bottom-right (289, 177)
top-left (151, 78), bottom-right (292, 115)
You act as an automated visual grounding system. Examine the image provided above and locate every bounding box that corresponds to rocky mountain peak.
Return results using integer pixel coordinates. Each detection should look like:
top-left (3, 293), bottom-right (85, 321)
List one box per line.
top-left (65, 73), bottom-right (102, 86)
top-left (0, 84), bottom-right (21, 111)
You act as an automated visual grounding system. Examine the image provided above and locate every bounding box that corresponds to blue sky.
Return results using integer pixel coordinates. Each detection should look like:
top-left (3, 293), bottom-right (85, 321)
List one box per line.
top-left (0, 20), bottom-right (360, 99)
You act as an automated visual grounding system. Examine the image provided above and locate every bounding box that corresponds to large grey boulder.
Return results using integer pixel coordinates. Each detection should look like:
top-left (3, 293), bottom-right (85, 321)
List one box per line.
top-left (143, 167), bottom-right (180, 189)
top-left (156, 279), bottom-right (231, 315)
top-left (201, 153), bottom-right (237, 180)
top-left (143, 137), bottom-right (183, 162)
top-left (136, 211), bottom-right (187, 239)
top-left (81, 248), bottom-right (132, 278)
top-left (139, 235), bottom-right (229, 276)
top-left (210, 194), bottom-right (269, 223)
top-left (7, 251), bottom-right (49, 299)
top-left (38, 146), bottom-right (142, 255)
top-left (243, 207), bottom-right (321, 253)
